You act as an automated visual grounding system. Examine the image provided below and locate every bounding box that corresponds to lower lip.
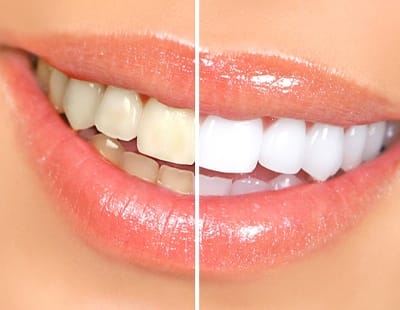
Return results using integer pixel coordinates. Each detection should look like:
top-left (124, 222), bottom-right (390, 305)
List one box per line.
top-left (2, 49), bottom-right (400, 276)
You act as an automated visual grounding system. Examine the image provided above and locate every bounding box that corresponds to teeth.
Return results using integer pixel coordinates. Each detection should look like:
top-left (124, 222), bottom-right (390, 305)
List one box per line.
top-left (89, 134), bottom-right (124, 165)
top-left (199, 175), bottom-right (232, 196)
top-left (95, 86), bottom-right (143, 141)
top-left (302, 124), bottom-right (344, 181)
top-left (230, 177), bottom-right (269, 195)
top-left (199, 116), bottom-right (263, 173)
top-left (157, 166), bottom-right (194, 195)
top-left (63, 79), bottom-right (104, 130)
top-left (120, 152), bottom-right (159, 183)
top-left (362, 121), bottom-right (386, 161)
top-left (137, 99), bottom-right (194, 165)
top-left (37, 59), bottom-right (399, 195)
top-left (259, 118), bottom-right (306, 174)
top-left (48, 68), bottom-right (68, 113)
top-left (341, 125), bottom-right (368, 171)
top-left (269, 174), bottom-right (304, 190)
top-left (36, 59), bottom-right (52, 93)
top-left (384, 121), bottom-right (400, 147)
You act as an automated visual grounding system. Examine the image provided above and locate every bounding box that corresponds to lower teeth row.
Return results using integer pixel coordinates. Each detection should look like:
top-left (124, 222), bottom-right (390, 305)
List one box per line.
top-left (89, 134), bottom-right (194, 195)
top-left (35, 58), bottom-right (400, 196)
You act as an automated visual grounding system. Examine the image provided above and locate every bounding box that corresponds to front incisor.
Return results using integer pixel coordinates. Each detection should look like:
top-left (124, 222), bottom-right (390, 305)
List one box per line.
top-left (137, 99), bottom-right (194, 165)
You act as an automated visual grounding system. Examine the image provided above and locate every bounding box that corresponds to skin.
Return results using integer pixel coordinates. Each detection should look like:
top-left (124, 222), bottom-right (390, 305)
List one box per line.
top-left (0, 0), bottom-right (400, 309)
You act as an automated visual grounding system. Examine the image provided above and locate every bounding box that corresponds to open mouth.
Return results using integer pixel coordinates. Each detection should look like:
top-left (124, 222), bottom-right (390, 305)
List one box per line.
top-left (1, 33), bottom-right (400, 276)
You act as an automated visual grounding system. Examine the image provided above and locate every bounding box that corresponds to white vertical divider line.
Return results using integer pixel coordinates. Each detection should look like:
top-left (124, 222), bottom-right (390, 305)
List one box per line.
top-left (194, 0), bottom-right (200, 307)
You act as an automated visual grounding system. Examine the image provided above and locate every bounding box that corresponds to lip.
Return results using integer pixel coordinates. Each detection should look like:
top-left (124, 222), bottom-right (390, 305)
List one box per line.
top-left (200, 52), bottom-right (400, 126)
top-left (0, 42), bottom-right (195, 274)
top-left (1, 34), bottom-right (400, 276)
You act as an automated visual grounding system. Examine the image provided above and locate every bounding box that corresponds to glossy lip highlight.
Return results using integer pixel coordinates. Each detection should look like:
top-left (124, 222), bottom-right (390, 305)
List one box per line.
top-left (200, 52), bottom-right (400, 125)
top-left (1, 33), bottom-right (400, 277)
top-left (0, 44), bottom-right (195, 274)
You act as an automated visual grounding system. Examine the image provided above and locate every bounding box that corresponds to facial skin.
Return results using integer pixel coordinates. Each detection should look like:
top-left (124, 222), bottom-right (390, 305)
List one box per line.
top-left (0, 0), bottom-right (400, 309)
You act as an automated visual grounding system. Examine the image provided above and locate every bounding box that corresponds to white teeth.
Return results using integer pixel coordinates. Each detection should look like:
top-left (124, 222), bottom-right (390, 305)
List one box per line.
top-left (230, 177), bottom-right (269, 195)
top-left (137, 99), bottom-right (194, 165)
top-left (63, 79), bottom-right (104, 130)
top-left (89, 134), bottom-right (124, 165)
top-left (362, 121), bottom-right (386, 161)
top-left (48, 68), bottom-right (68, 113)
top-left (302, 124), bottom-right (344, 181)
top-left (259, 118), bottom-right (306, 174)
top-left (341, 125), bottom-right (368, 171)
top-left (157, 166), bottom-right (194, 195)
top-left (95, 86), bottom-right (143, 141)
top-left (199, 175), bottom-right (232, 196)
top-left (199, 116), bottom-right (263, 173)
top-left (269, 174), bottom-right (304, 190)
top-left (120, 152), bottom-right (159, 183)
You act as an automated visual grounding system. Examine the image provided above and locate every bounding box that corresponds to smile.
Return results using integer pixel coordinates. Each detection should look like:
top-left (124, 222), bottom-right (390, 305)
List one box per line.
top-left (1, 33), bottom-right (400, 276)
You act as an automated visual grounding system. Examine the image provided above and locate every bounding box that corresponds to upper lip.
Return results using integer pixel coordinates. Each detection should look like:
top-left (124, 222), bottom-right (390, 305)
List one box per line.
top-left (1, 32), bottom-right (400, 276)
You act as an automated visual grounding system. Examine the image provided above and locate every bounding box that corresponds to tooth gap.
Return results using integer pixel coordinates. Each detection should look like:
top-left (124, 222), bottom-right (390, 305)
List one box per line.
top-left (34, 57), bottom-right (400, 196)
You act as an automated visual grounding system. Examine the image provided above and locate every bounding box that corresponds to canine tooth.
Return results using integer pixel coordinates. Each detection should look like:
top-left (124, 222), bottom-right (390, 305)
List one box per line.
top-left (269, 174), bottom-right (304, 190)
top-left (259, 118), bottom-right (306, 174)
top-left (120, 152), bottom-right (159, 183)
top-left (302, 124), bottom-right (344, 181)
top-left (63, 79), bottom-right (104, 130)
top-left (157, 165), bottom-right (194, 195)
top-left (362, 121), bottom-right (386, 161)
top-left (199, 175), bottom-right (232, 196)
top-left (49, 68), bottom-right (68, 113)
top-left (137, 99), bottom-right (194, 165)
top-left (89, 134), bottom-right (124, 165)
top-left (199, 116), bottom-right (263, 173)
top-left (95, 86), bottom-right (143, 141)
top-left (384, 121), bottom-right (400, 147)
top-left (36, 59), bottom-right (52, 93)
top-left (341, 125), bottom-right (368, 171)
top-left (230, 177), bottom-right (269, 195)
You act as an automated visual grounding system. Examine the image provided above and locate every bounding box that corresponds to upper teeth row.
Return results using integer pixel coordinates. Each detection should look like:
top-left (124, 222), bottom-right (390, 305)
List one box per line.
top-left (200, 116), bottom-right (397, 181)
top-left (37, 59), bottom-right (399, 182)
top-left (37, 59), bottom-right (194, 165)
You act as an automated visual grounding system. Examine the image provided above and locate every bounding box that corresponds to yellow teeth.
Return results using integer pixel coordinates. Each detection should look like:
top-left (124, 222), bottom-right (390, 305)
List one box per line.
top-left (89, 134), bottom-right (124, 165)
top-left (157, 165), bottom-right (194, 195)
top-left (137, 99), bottom-right (195, 165)
top-left (95, 86), bottom-right (143, 141)
top-left (63, 79), bottom-right (104, 130)
top-left (120, 152), bottom-right (159, 183)
top-left (48, 68), bottom-right (68, 113)
top-left (36, 59), bottom-right (52, 94)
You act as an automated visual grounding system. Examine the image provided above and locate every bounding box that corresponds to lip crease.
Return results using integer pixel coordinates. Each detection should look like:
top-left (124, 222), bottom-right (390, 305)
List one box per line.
top-left (1, 33), bottom-right (400, 277)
